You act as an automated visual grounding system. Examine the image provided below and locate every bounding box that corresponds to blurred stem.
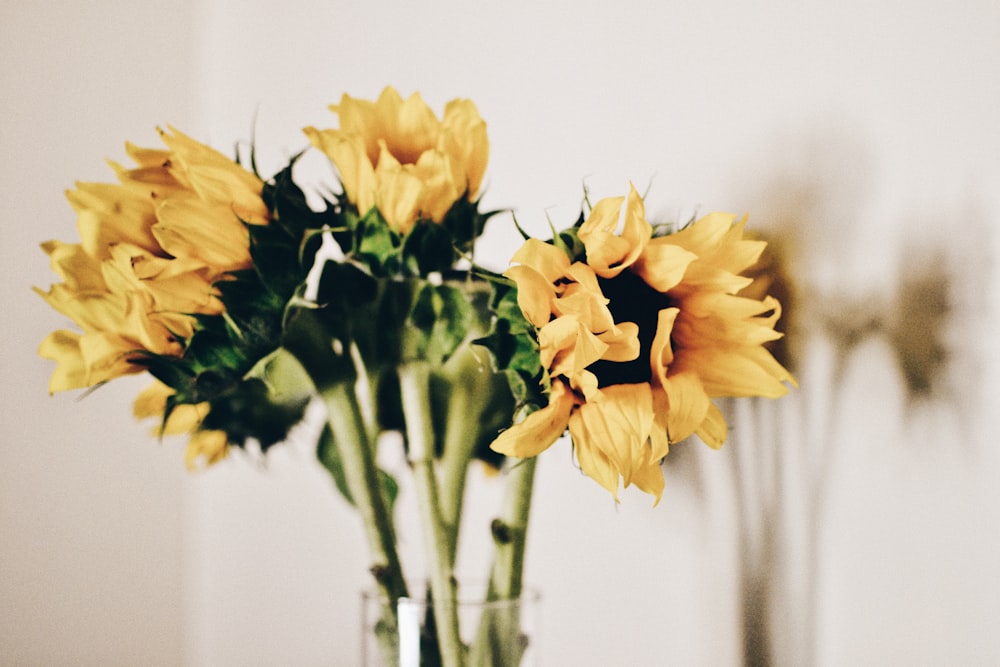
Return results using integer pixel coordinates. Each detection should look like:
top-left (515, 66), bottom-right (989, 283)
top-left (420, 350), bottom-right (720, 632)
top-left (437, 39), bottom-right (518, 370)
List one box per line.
top-left (399, 361), bottom-right (464, 667)
top-left (317, 381), bottom-right (408, 607)
top-left (469, 456), bottom-right (537, 666)
top-left (486, 456), bottom-right (536, 600)
top-left (283, 310), bottom-right (408, 659)
top-left (438, 347), bottom-right (484, 565)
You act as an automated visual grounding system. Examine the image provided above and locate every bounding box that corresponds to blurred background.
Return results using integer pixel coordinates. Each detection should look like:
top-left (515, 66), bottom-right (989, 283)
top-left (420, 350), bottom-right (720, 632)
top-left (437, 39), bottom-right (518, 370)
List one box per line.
top-left (3, 1), bottom-right (999, 664)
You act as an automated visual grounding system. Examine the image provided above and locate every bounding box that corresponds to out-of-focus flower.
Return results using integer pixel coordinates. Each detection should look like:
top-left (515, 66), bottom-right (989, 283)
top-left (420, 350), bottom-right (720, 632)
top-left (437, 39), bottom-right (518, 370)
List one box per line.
top-left (492, 184), bottom-right (795, 502)
top-left (133, 381), bottom-right (228, 469)
top-left (36, 128), bottom-right (269, 393)
top-left (304, 86), bottom-right (488, 234)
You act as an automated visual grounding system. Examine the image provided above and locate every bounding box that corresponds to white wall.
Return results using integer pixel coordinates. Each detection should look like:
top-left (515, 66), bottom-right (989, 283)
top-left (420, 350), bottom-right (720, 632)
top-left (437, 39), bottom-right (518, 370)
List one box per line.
top-left (4, 1), bottom-right (999, 665)
top-left (0, 2), bottom-right (197, 665)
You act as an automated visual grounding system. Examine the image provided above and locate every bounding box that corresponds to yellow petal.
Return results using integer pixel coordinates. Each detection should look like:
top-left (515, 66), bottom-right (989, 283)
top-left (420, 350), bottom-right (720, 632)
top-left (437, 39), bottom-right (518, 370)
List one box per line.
top-left (373, 148), bottom-right (425, 233)
top-left (37, 330), bottom-right (90, 393)
top-left (40, 240), bottom-right (106, 291)
top-left (695, 402), bottom-right (728, 449)
top-left (577, 184), bottom-right (651, 278)
top-left (152, 199), bottom-right (252, 272)
top-left (410, 147), bottom-right (459, 222)
top-left (555, 262), bottom-right (616, 332)
top-left (440, 98), bottom-right (489, 198)
top-left (539, 316), bottom-right (607, 378)
top-left (490, 381), bottom-right (574, 457)
top-left (569, 417), bottom-right (620, 500)
top-left (675, 346), bottom-right (793, 398)
top-left (304, 128), bottom-right (378, 215)
top-left (662, 370), bottom-right (712, 444)
top-left (506, 264), bottom-right (554, 328)
top-left (596, 321), bottom-right (640, 362)
top-left (509, 238), bottom-right (571, 284)
top-left (185, 429), bottom-right (230, 470)
top-left (633, 239), bottom-right (697, 292)
top-left (630, 453), bottom-right (665, 505)
top-left (568, 383), bottom-right (661, 501)
top-left (389, 91), bottom-right (439, 164)
top-left (649, 387), bottom-right (671, 460)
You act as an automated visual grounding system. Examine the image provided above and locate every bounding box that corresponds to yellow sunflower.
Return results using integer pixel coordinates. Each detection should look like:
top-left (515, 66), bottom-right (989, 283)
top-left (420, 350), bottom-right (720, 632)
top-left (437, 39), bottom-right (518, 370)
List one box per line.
top-left (304, 86), bottom-right (489, 234)
top-left (36, 127), bottom-right (270, 393)
top-left (491, 184), bottom-right (795, 502)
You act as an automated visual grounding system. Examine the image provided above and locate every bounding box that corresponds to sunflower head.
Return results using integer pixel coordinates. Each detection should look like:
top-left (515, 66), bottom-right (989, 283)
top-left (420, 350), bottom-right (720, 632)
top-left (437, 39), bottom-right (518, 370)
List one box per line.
top-left (484, 184), bottom-right (795, 503)
top-left (304, 86), bottom-right (489, 236)
top-left (35, 128), bottom-right (270, 394)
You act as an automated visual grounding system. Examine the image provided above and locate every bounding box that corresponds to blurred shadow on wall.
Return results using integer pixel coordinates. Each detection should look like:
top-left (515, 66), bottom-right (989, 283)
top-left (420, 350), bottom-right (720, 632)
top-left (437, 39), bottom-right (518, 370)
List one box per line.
top-left (663, 117), bottom-right (996, 666)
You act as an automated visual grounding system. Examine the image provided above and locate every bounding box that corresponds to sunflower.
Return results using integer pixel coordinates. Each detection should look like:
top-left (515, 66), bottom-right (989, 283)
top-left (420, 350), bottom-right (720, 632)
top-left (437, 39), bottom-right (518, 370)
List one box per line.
top-left (304, 86), bottom-right (488, 234)
top-left (491, 184), bottom-right (795, 502)
top-left (36, 127), bottom-right (270, 393)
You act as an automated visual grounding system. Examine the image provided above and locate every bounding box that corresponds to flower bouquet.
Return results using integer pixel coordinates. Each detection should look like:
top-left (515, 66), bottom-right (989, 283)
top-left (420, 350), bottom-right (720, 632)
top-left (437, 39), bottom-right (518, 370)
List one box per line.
top-left (36, 87), bottom-right (794, 666)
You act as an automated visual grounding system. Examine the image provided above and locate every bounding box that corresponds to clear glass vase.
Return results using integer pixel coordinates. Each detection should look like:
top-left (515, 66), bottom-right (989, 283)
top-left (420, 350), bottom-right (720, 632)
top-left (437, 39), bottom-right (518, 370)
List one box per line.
top-left (361, 583), bottom-right (541, 667)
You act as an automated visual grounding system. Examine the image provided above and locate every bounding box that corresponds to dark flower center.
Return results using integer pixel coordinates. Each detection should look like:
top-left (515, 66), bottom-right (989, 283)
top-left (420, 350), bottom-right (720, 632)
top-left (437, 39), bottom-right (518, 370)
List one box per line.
top-left (587, 270), bottom-right (673, 387)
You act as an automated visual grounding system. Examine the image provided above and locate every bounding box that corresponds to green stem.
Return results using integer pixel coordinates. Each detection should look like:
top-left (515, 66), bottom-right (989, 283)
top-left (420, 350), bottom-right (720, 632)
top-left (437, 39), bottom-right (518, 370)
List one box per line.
top-left (469, 456), bottom-right (537, 666)
top-left (439, 376), bottom-right (475, 566)
top-left (486, 456), bottom-right (536, 600)
top-left (399, 361), bottom-right (465, 667)
top-left (318, 382), bottom-right (408, 601)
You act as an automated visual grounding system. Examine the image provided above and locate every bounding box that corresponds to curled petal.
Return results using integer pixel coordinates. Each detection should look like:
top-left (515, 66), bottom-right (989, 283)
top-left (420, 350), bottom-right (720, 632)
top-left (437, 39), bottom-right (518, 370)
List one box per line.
top-left (506, 265), bottom-right (554, 328)
top-left (540, 316), bottom-right (608, 379)
top-left (597, 321), bottom-right (640, 362)
top-left (509, 238), bottom-right (571, 284)
top-left (491, 381), bottom-right (574, 458)
top-left (556, 262), bottom-right (615, 331)
top-left (577, 184), bottom-right (650, 278)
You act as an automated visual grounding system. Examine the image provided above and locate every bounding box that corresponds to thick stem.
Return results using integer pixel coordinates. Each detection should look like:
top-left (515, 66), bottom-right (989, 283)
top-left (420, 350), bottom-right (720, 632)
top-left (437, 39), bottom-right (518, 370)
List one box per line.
top-left (485, 457), bottom-right (536, 600)
top-left (399, 362), bottom-right (465, 667)
top-left (439, 377), bottom-right (476, 566)
top-left (282, 310), bottom-right (408, 662)
top-left (468, 456), bottom-right (537, 666)
top-left (318, 382), bottom-right (409, 600)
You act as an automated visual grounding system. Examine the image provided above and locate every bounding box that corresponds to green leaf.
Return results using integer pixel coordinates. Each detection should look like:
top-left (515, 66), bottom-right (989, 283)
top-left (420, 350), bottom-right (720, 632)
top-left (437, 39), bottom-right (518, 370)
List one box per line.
top-left (199, 378), bottom-right (310, 451)
top-left (402, 219), bottom-right (457, 276)
top-left (405, 282), bottom-right (472, 364)
top-left (316, 422), bottom-right (400, 510)
top-left (356, 208), bottom-right (403, 274)
top-left (248, 222), bottom-right (305, 302)
top-left (440, 194), bottom-right (503, 252)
